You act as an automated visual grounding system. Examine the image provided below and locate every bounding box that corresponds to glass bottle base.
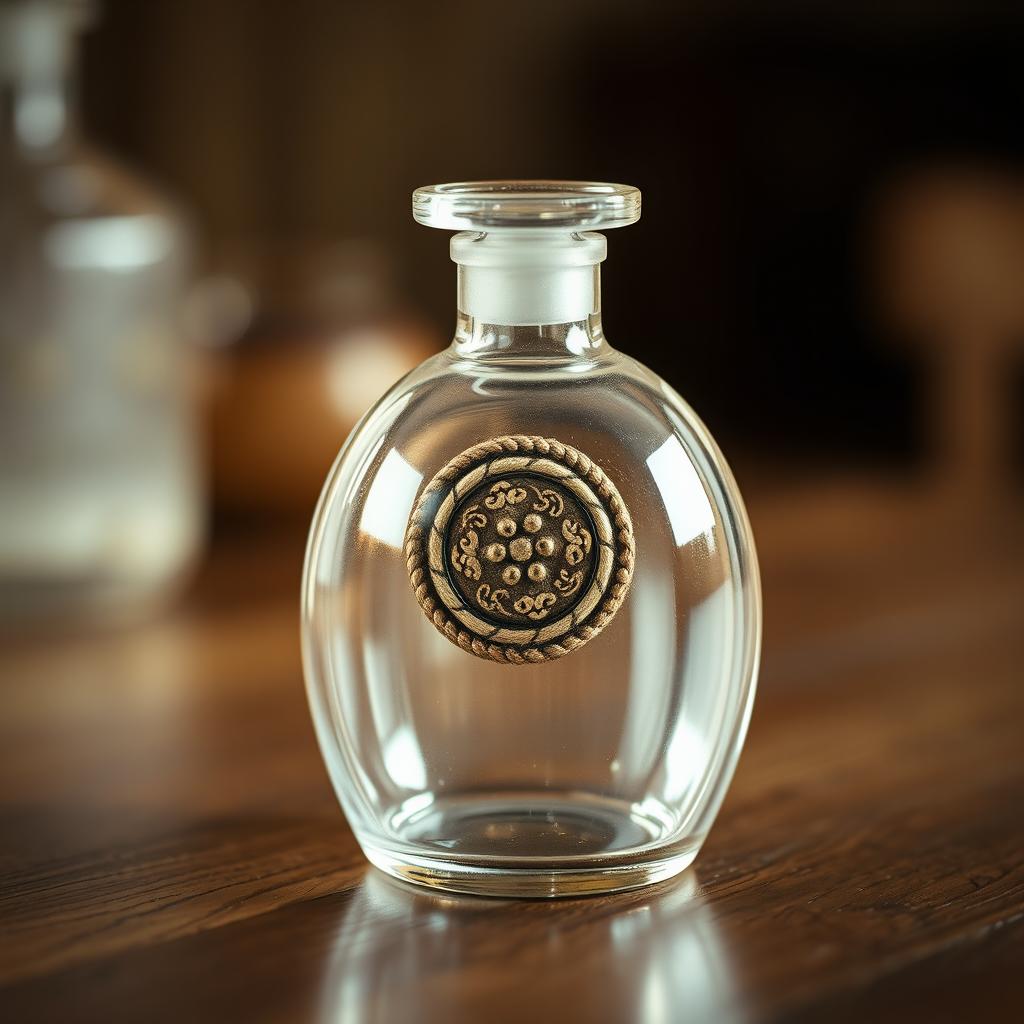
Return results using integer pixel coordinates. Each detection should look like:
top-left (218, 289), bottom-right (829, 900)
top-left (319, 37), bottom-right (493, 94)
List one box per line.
top-left (360, 791), bottom-right (703, 898)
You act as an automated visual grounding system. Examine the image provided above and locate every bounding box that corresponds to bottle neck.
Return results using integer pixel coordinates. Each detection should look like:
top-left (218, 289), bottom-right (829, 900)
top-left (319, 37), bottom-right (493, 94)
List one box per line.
top-left (2, 76), bottom-right (78, 158)
top-left (453, 311), bottom-right (606, 361)
top-left (1, 0), bottom-right (81, 161)
top-left (450, 230), bottom-right (607, 360)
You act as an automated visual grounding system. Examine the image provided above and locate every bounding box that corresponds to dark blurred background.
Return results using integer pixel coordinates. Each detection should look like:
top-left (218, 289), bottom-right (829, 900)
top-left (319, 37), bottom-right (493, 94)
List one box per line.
top-left (80, 0), bottom-right (1024, 463)
top-left (2, 0), bottom-right (1023, 613)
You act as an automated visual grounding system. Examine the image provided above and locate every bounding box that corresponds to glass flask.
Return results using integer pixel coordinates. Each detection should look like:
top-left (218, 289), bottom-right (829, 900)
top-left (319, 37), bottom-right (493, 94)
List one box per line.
top-left (302, 182), bottom-right (761, 897)
top-left (0, 0), bottom-right (202, 619)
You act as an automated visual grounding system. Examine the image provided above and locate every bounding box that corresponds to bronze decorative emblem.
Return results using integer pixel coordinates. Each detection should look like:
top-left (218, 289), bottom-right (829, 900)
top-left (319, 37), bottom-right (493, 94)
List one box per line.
top-left (405, 435), bottom-right (634, 664)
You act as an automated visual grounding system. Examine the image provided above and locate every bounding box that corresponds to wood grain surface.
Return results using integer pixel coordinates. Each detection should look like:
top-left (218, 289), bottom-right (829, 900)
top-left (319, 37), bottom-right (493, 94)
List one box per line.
top-left (1, 482), bottom-right (1023, 1023)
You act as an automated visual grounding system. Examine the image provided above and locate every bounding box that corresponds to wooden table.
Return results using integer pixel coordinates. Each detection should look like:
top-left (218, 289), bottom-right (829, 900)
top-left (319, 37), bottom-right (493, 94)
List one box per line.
top-left (2, 479), bottom-right (1023, 1022)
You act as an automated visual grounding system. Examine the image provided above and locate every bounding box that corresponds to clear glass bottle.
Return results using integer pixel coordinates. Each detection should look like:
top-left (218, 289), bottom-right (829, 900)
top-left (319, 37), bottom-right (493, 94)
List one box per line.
top-left (0, 0), bottom-right (201, 620)
top-left (302, 182), bottom-right (761, 897)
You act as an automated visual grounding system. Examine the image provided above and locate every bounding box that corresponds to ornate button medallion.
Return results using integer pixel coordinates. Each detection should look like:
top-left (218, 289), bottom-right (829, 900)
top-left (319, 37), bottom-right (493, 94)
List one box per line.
top-left (405, 435), bottom-right (634, 664)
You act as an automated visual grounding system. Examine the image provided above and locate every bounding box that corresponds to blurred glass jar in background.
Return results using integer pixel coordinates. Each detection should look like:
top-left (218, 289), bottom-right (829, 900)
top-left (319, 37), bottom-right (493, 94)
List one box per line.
top-left (0, 0), bottom-right (202, 620)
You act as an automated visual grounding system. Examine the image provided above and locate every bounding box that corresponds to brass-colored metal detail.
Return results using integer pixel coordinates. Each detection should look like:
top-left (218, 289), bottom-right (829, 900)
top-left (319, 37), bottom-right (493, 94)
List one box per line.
top-left (405, 435), bottom-right (635, 664)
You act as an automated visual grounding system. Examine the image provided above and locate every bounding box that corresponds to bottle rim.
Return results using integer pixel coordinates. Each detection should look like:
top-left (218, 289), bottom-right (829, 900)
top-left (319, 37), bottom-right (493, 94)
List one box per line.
top-left (413, 181), bottom-right (641, 231)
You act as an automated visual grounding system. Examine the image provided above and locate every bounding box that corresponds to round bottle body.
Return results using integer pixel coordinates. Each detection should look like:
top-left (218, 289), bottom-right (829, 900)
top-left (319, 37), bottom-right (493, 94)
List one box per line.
top-left (302, 337), bottom-right (761, 897)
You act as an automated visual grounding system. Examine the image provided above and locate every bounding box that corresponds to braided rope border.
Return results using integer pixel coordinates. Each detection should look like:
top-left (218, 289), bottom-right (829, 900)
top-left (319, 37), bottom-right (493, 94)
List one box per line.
top-left (405, 435), bottom-right (635, 665)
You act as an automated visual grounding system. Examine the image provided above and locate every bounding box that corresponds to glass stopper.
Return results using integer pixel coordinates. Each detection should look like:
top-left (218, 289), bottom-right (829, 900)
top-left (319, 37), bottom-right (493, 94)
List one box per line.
top-left (412, 181), bottom-right (641, 231)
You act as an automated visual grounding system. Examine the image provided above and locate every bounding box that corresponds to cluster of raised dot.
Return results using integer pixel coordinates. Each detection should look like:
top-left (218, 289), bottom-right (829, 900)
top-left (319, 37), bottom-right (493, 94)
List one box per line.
top-left (482, 510), bottom-right (558, 587)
